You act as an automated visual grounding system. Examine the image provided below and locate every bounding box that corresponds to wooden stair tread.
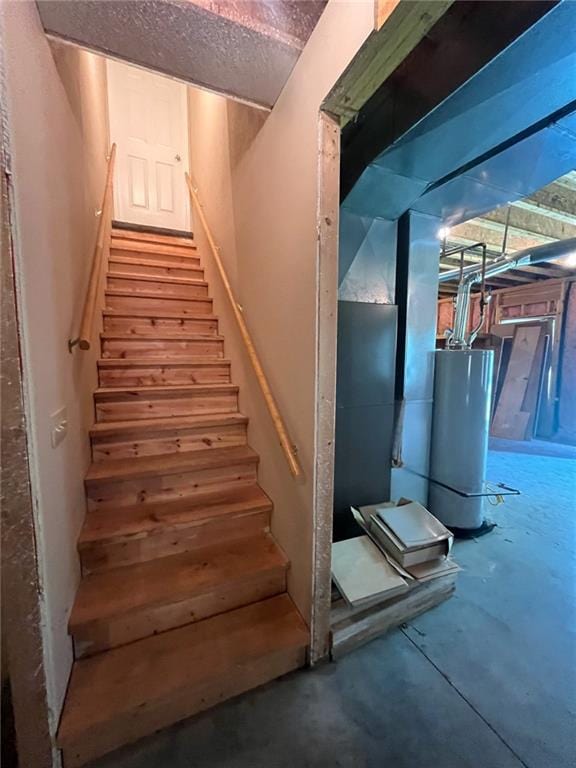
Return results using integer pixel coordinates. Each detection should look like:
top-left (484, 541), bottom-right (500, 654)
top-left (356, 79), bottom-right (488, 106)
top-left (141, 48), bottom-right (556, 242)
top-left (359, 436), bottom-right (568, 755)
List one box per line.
top-left (79, 485), bottom-right (272, 547)
top-left (106, 288), bottom-right (211, 302)
top-left (90, 412), bottom-right (247, 436)
top-left (111, 238), bottom-right (197, 255)
top-left (107, 272), bottom-right (208, 287)
top-left (109, 256), bottom-right (202, 271)
top-left (70, 532), bottom-right (287, 629)
top-left (97, 357), bottom-right (230, 368)
top-left (94, 383), bottom-right (238, 397)
top-left (57, 595), bottom-right (308, 756)
top-left (111, 229), bottom-right (195, 248)
top-left (100, 332), bottom-right (224, 341)
top-left (85, 445), bottom-right (258, 483)
top-left (102, 309), bottom-right (217, 320)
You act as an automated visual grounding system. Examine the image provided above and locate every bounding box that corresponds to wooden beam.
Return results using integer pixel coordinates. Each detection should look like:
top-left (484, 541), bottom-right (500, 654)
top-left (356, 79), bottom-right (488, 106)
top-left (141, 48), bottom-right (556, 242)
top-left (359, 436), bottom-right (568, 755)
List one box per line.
top-left (440, 254), bottom-right (497, 269)
top-left (512, 198), bottom-right (576, 229)
top-left (449, 220), bottom-right (552, 254)
top-left (522, 180), bottom-right (576, 219)
top-left (439, 274), bottom-right (576, 301)
top-left (504, 269), bottom-right (547, 284)
top-left (519, 264), bottom-right (574, 279)
top-left (555, 170), bottom-right (576, 191)
top-left (483, 204), bottom-right (576, 242)
top-left (323, 0), bottom-right (453, 125)
top-left (440, 273), bottom-right (534, 289)
top-left (311, 111), bottom-right (341, 664)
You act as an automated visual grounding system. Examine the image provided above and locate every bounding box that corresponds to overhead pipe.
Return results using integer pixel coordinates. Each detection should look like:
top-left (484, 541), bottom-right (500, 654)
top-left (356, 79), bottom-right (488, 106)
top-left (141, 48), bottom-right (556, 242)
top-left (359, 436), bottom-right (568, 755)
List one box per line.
top-left (439, 237), bottom-right (576, 285)
top-left (440, 237), bottom-right (576, 348)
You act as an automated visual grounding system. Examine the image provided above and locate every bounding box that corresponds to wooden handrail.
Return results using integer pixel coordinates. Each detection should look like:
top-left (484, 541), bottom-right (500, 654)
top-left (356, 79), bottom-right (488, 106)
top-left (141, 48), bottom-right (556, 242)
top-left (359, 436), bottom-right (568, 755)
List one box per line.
top-left (185, 173), bottom-right (302, 478)
top-left (69, 144), bottom-right (117, 352)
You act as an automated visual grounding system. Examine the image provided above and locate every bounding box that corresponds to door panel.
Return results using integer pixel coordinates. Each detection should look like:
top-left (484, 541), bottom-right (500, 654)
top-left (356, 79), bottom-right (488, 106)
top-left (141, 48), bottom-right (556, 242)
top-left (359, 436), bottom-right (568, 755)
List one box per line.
top-left (108, 60), bottom-right (190, 230)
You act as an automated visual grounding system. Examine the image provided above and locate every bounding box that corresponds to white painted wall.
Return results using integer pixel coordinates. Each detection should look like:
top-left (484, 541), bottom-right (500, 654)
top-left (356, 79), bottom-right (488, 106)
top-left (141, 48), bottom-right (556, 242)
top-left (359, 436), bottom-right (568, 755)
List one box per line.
top-left (1, 0), bottom-right (108, 741)
top-left (187, 1), bottom-right (374, 627)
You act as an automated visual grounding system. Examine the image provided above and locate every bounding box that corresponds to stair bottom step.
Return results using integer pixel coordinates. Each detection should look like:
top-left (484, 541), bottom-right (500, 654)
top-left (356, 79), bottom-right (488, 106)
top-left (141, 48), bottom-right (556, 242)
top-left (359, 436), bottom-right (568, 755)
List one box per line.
top-left (71, 533), bottom-right (288, 657)
top-left (58, 594), bottom-right (308, 767)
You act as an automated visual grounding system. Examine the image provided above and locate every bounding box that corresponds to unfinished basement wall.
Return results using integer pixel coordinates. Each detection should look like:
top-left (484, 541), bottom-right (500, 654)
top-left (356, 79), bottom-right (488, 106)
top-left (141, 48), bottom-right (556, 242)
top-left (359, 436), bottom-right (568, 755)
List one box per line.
top-left (1, 0), bottom-right (108, 736)
top-left (186, 0), bottom-right (374, 632)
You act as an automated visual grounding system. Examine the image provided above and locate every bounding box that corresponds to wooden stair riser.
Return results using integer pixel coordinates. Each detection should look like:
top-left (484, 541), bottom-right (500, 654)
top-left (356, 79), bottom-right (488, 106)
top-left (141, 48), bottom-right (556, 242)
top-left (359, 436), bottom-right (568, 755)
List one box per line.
top-left (111, 238), bottom-right (197, 258)
top-left (57, 596), bottom-right (308, 768)
top-left (79, 508), bottom-right (271, 575)
top-left (109, 259), bottom-right (204, 280)
top-left (72, 567), bottom-right (287, 658)
top-left (101, 336), bottom-right (224, 359)
top-left (95, 388), bottom-right (238, 422)
top-left (107, 275), bottom-right (209, 299)
top-left (65, 646), bottom-right (305, 768)
top-left (86, 461), bottom-right (258, 511)
top-left (98, 360), bottom-right (231, 388)
top-left (111, 229), bottom-right (195, 249)
top-left (110, 247), bottom-right (201, 267)
top-left (103, 314), bottom-right (218, 336)
top-left (91, 420), bottom-right (247, 462)
top-left (106, 292), bottom-right (213, 314)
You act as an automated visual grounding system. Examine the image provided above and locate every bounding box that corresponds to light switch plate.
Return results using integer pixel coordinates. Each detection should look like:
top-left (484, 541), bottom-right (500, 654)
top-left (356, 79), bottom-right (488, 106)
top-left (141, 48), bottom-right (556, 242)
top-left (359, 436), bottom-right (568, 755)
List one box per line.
top-left (50, 407), bottom-right (68, 448)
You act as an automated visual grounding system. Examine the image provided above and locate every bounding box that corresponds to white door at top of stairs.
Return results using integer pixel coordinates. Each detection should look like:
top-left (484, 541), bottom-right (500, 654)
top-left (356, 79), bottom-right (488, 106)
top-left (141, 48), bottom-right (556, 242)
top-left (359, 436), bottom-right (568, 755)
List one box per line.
top-left (107, 59), bottom-right (191, 231)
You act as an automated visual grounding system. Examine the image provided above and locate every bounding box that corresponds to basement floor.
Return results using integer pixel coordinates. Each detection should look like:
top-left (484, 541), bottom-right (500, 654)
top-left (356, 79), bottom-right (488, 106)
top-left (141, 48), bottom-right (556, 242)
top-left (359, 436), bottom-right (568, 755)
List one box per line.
top-left (93, 446), bottom-right (575, 768)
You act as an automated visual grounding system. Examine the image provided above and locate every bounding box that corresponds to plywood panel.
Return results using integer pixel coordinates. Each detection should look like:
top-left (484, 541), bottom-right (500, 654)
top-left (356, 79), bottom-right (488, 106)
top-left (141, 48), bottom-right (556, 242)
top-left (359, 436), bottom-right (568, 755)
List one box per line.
top-left (491, 325), bottom-right (542, 439)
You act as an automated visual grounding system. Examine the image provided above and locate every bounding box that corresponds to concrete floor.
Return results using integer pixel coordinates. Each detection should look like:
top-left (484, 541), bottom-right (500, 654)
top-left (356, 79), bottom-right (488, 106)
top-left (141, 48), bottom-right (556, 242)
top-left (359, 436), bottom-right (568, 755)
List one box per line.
top-left (94, 447), bottom-right (576, 768)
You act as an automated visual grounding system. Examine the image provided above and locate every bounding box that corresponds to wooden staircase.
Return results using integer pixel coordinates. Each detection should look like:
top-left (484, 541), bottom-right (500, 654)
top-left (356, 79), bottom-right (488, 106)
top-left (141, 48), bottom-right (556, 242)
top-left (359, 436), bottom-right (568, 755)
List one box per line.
top-left (57, 227), bottom-right (309, 767)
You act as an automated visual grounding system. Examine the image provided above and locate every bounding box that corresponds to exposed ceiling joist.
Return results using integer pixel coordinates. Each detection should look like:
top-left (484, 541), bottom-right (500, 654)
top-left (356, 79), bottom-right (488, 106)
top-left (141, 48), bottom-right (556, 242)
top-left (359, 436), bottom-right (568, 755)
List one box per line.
top-left (438, 170), bottom-right (576, 294)
top-left (518, 264), bottom-right (570, 278)
top-left (448, 222), bottom-right (552, 254)
top-left (517, 180), bottom-right (576, 218)
top-left (482, 204), bottom-right (576, 241)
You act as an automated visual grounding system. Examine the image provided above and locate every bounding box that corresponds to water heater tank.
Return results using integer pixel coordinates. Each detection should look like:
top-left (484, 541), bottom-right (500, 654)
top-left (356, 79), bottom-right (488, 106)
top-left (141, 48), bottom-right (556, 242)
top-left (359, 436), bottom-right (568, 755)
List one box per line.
top-left (429, 349), bottom-right (494, 532)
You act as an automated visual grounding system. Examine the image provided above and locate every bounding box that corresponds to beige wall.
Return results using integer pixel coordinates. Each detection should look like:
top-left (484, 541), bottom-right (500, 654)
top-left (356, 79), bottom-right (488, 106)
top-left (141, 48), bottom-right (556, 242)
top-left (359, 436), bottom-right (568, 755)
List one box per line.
top-left (187, 1), bottom-right (374, 637)
top-left (1, 0), bottom-right (108, 735)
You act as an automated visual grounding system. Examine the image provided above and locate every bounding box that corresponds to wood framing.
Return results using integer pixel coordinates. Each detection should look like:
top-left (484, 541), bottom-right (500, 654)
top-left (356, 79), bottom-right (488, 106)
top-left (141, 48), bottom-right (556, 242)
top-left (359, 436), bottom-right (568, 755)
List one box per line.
top-left (310, 111), bottom-right (340, 663)
top-left (323, 0), bottom-right (453, 125)
top-left (437, 276), bottom-right (576, 439)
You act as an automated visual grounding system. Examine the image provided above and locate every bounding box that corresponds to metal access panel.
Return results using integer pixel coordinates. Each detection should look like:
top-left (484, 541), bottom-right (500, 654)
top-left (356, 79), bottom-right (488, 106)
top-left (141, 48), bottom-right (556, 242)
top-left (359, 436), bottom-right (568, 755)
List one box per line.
top-left (333, 301), bottom-right (397, 540)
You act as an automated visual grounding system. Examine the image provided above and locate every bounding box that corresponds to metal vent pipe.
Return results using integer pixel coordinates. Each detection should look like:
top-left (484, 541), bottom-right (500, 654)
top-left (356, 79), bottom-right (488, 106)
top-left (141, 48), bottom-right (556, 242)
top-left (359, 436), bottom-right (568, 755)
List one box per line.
top-left (439, 237), bottom-right (576, 347)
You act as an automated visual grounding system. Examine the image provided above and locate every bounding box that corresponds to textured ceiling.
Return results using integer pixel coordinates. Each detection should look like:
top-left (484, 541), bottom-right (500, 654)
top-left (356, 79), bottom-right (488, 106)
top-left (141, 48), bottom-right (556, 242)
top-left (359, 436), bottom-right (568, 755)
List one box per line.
top-left (37, 0), bottom-right (327, 108)
top-left (187, 1), bottom-right (327, 48)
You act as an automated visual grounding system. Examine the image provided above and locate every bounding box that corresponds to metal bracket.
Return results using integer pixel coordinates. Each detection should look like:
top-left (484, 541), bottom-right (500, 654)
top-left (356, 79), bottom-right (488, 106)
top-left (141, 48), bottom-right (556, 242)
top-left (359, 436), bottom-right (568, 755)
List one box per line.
top-left (398, 466), bottom-right (521, 498)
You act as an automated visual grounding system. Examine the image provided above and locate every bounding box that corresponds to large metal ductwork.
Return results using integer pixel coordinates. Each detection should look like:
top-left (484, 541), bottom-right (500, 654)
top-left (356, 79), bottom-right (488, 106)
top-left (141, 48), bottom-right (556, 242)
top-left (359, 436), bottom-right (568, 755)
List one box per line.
top-left (391, 211), bottom-right (441, 506)
top-left (430, 237), bottom-right (576, 534)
